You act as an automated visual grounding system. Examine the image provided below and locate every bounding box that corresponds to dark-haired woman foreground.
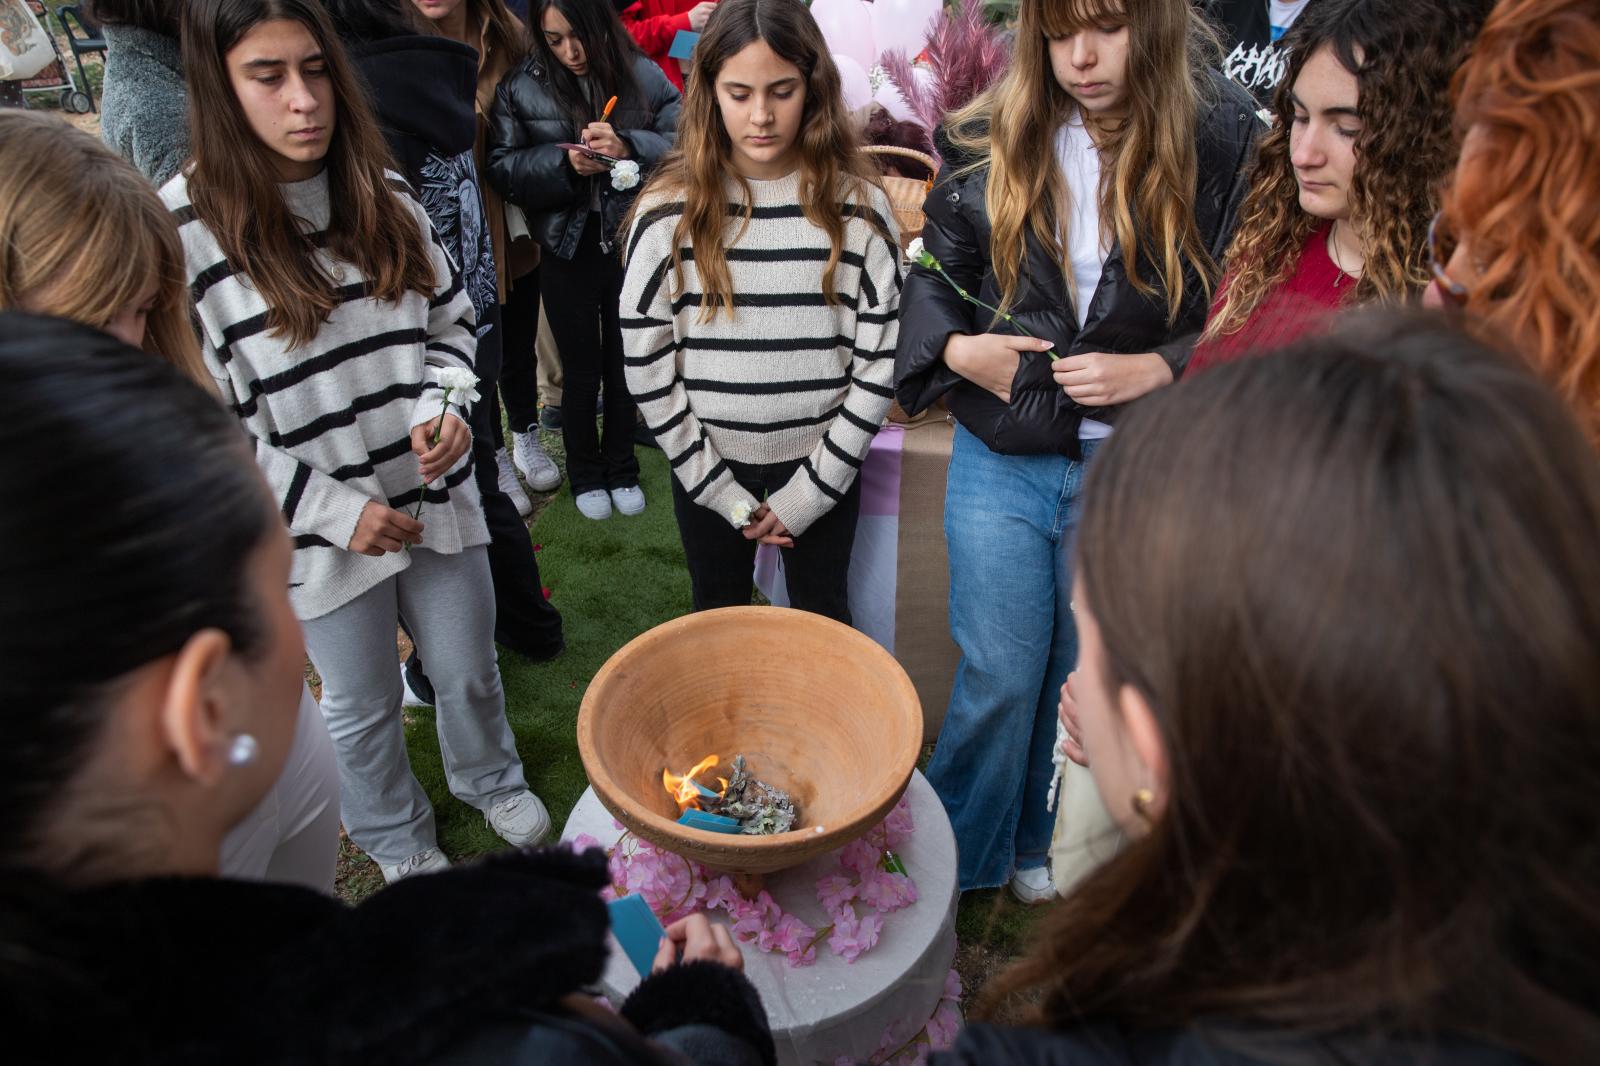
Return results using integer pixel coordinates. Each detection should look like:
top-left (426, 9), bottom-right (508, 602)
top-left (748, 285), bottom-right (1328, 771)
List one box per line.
top-left (937, 315), bottom-right (1600, 1064)
top-left (0, 313), bottom-right (772, 1066)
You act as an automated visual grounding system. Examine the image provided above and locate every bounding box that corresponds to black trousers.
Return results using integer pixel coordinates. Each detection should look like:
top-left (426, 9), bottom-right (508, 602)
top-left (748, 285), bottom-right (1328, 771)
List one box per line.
top-left (539, 213), bottom-right (639, 494)
top-left (496, 267), bottom-right (542, 440)
top-left (669, 458), bottom-right (861, 625)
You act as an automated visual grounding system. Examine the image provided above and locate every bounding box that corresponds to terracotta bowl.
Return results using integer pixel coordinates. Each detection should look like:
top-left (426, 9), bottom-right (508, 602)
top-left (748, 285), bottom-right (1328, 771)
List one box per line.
top-left (577, 606), bottom-right (924, 878)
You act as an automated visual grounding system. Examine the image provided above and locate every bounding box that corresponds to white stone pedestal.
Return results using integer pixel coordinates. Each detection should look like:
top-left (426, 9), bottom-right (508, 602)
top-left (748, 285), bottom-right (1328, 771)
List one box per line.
top-left (561, 770), bottom-right (959, 1066)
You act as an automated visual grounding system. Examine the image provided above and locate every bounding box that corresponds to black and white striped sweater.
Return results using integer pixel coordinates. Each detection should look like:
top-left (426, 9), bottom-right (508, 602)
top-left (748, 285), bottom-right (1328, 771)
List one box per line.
top-left (162, 169), bottom-right (488, 621)
top-left (620, 171), bottom-right (901, 536)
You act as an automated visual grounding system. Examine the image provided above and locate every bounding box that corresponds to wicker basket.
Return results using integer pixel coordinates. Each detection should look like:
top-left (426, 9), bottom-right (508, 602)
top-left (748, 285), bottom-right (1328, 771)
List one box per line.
top-left (863, 145), bottom-right (939, 250)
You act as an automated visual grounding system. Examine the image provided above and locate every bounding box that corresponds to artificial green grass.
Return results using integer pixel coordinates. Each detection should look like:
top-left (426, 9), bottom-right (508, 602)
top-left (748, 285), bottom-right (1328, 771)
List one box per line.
top-left (402, 445), bottom-right (693, 858)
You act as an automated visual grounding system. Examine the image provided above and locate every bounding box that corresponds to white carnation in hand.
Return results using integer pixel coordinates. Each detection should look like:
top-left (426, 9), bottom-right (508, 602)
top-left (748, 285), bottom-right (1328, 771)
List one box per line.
top-left (435, 367), bottom-right (481, 406)
top-left (610, 159), bottom-right (641, 191)
top-left (730, 500), bottom-right (755, 528)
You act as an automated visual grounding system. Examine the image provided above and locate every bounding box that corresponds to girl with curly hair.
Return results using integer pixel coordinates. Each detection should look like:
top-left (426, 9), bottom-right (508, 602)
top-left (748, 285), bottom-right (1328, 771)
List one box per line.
top-left (1426, 0), bottom-right (1600, 446)
top-left (1181, 0), bottom-right (1492, 372)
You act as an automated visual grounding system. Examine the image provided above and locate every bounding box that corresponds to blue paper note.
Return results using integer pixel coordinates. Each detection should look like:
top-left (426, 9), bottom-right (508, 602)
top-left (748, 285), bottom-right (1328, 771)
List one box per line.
top-left (678, 808), bottom-right (742, 833)
top-left (668, 30), bottom-right (700, 60)
top-left (607, 893), bottom-right (665, 977)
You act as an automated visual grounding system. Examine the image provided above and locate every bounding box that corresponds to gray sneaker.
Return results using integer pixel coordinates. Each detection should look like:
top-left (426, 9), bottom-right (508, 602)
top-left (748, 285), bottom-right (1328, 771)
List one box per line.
top-left (379, 846), bottom-right (450, 884)
top-left (575, 489), bottom-right (612, 520)
top-left (512, 430), bottom-right (562, 493)
top-left (610, 484), bottom-right (646, 516)
top-left (486, 791), bottom-right (551, 847)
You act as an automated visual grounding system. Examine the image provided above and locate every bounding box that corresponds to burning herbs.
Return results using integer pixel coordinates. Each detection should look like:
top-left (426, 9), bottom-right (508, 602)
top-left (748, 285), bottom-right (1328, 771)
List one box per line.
top-left (663, 754), bottom-right (798, 836)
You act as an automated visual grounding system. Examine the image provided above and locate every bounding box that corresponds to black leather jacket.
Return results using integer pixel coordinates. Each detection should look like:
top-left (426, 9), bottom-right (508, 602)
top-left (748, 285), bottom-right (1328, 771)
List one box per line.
top-left (894, 71), bottom-right (1259, 458)
top-left (485, 54), bottom-right (679, 260)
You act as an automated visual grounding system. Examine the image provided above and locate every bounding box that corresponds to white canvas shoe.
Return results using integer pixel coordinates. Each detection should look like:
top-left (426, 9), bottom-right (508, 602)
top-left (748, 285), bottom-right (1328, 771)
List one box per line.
top-left (575, 489), bottom-right (612, 520)
top-left (495, 448), bottom-right (533, 518)
top-left (486, 791), bottom-right (551, 847)
top-left (379, 846), bottom-right (450, 884)
top-left (1009, 864), bottom-right (1057, 905)
top-left (512, 430), bottom-right (562, 493)
top-left (610, 484), bottom-right (646, 516)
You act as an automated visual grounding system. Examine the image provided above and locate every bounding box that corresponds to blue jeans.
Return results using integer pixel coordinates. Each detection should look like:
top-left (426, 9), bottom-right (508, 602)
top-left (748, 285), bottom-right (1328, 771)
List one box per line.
top-left (927, 424), bottom-right (1101, 890)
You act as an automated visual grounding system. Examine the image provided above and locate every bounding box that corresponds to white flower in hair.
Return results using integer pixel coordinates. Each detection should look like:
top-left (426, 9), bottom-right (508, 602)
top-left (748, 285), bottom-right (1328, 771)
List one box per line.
top-left (611, 158), bottom-right (641, 191)
top-left (730, 500), bottom-right (755, 528)
top-left (436, 367), bottom-right (481, 406)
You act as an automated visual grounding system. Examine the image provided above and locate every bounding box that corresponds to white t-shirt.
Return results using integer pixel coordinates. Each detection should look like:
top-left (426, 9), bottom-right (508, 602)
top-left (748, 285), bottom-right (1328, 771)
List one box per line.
top-left (1269, 0), bottom-right (1313, 41)
top-left (1055, 114), bottom-right (1114, 441)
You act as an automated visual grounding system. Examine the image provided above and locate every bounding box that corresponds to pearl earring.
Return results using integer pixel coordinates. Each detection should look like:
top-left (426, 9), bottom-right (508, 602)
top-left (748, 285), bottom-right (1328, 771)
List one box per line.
top-left (227, 734), bottom-right (259, 767)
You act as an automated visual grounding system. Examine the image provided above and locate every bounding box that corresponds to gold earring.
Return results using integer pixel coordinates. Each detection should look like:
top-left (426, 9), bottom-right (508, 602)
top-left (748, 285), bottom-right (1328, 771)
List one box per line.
top-left (1131, 788), bottom-right (1155, 822)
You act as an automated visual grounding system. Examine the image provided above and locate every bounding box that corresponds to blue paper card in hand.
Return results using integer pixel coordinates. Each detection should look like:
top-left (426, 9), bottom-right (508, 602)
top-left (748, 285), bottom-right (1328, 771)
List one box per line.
top-left (607, 894), bottom-right (665, 977)
top-left (668, 30), bottom-right (700, 59)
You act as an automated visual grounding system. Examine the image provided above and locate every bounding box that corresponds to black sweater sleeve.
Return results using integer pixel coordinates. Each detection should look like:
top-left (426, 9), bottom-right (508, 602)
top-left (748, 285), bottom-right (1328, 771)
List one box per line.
top-left (893, 178), bottom-right (983, 415)
top-left (485, 75), bottom-right (584, 211)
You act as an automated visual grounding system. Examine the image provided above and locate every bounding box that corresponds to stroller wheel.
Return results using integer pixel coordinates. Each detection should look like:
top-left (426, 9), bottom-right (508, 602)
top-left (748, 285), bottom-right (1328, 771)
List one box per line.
top-left (65, 90), bottom-right (93, 114)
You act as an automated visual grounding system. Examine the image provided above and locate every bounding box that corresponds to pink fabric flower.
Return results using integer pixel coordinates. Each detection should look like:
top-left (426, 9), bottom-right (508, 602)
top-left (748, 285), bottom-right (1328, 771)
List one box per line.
top-left (816, 872), bottom-right (858, 913)
top-left (827, 908), bottom-right (883, 963)
top-left (942, 967), bottom-right (962, 1002)
top-left (856, 868), bottom-right (919, 913)
top-left (839, 838), bottom-right (880, 876)
top-left (926, 999), bottom-right (963, 1048)
top-left (883, 799), bottom-right (916, 849)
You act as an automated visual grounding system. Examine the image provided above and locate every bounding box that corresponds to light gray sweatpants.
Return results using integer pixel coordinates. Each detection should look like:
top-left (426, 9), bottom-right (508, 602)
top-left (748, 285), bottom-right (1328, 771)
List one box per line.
top-left (302, 545), bottom-right (527, 865)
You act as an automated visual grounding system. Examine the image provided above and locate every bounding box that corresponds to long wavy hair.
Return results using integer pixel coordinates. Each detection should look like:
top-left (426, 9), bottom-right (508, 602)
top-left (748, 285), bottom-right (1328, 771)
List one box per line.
top-left (1203, 0), bottom-right (1490, 340)
top-left (990, 314), bottom-right (1600, 1062)
top-left (624, 0), bottom-right (885, 323)
top-left (1440, 0), bottom-right (1600, 445)
top-left (945, 0), bottom-right (1218, 323)
top-left (0, 112), bottom-right (204, 384)
top-left (182, 0), bottom-right (436, 348)
top-left (532, 0), bottom-right (639, 126)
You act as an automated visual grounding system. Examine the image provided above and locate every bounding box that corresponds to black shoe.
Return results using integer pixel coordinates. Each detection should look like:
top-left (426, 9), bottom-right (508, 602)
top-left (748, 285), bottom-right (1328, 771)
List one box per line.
top-left (402, 652), bottom-right (436, 705)
top-left (502, 638), bottom-right (565, 664)
top-left (538, 405), bottom-right (563, 431)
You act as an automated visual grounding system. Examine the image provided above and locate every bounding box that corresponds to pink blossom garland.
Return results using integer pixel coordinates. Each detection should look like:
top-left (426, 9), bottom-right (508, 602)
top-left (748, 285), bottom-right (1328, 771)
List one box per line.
top-left (835, 968), bottom-right (964, 1066)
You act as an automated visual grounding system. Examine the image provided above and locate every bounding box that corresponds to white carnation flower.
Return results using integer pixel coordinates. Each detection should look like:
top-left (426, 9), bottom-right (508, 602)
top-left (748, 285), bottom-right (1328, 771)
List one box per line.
top-left (610, 159), bottom-right (641, 191)
top-left (730, 500), bottom-right (755, 528)
top-left (436, 367), bottom-right (481, 406)
top-left (905, 237), bottom-right (925, 264)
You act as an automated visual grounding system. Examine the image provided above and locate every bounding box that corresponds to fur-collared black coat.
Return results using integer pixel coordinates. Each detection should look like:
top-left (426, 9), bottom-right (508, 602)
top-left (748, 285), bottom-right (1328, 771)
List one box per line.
top-left (893, 71), bottom-right (1260, 459)
top-left (485, 53), bottom-right (680, 259)
top-left (0, 848), bottom-right (773, 1066)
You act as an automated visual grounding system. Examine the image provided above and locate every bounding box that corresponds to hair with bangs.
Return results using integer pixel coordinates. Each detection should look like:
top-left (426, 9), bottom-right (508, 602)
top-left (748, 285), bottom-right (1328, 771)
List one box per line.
top-left (624, 0), bottom-right (887, 322)
top-left (1203, 0), bottom-right (1491, 342)
top-left (182, 0), bottom-right (437, 348)
top-left (945, 0), bottom-right (1218, 323)
top-left (1440, 0), bottom-right (1600, 445)
top-left (0, 112), bottom-right (205, 385)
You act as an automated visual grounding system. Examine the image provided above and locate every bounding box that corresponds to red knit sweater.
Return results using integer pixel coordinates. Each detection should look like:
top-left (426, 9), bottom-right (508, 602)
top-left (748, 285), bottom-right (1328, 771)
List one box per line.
top-left (1187, 222), bottom-right (1354, 374)
top-left (620, 0), bottom-right (702, 92)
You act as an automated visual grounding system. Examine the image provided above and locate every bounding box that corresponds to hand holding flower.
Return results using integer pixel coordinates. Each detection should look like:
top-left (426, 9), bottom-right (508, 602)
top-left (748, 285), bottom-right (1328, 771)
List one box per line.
top-left (742, 503), bottom-right (793, 547)
top-left (411, 413), bottom-right (471, 483)
top-left (348, 502), bottom-right (424, 556)
top-left (1052, 350), bottom-right (1172, 406)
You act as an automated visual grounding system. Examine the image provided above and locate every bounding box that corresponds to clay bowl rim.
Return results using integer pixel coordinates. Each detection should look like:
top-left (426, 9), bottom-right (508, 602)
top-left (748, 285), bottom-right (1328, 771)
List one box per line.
top-left (576, 605), bottom-right (923, 872)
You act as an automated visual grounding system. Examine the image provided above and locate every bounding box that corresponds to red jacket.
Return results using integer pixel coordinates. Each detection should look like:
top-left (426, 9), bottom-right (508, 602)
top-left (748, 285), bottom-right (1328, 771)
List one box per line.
top-left (620, 0), bottom-right (702, 91)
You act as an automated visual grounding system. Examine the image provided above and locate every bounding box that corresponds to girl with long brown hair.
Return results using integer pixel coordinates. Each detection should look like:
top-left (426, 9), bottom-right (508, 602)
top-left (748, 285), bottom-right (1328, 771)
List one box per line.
top-left (168, 0), bottom-right (551, 882)
top-left (619, 0), bottom-right (901, 622)
top-left (1427, 0), bottom-right (1600, 446)
top-left (1184, 0), bottom-right (1492, 371)
top-left (487, 0), bottom-right (679, 521)
top-left (0, 110), bottom-right (342, 895)
top-left (951, 314), bottom-right (1600, 1063)
top-left (893, 0), bottom-right (1256, 900)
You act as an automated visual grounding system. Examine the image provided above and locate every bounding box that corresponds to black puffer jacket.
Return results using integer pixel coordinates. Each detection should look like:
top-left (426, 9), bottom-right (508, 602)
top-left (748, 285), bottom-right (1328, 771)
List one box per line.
top-left (894, 71), bottom-right (1259, 458)
top-left (485, 54), bottom-right (679, 259)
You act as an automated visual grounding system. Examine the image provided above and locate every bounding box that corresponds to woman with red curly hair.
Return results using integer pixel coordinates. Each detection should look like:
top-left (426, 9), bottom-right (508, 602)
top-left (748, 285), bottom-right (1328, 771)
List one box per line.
top-left (1426, 0), bottom-right (1600, 445)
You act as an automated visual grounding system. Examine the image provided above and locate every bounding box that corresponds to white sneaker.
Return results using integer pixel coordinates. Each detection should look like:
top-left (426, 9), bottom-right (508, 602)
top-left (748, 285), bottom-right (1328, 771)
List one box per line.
top-left (512, 430), bottom-right (562, 493)
top-left (495, 448), bottom-right (533, 518)
top-left (400, 663), bottom-right (431, 708)
top-left (575, 489), bottom-right (612, 520)
top-left (379, 846), bottom-right (450, 884)
top-left (486, 790), bottom-right (551, 847)
top-left (610, 484), bottom-right (646, 516)
top-left (1009, 864), bottom-right (1057, 905)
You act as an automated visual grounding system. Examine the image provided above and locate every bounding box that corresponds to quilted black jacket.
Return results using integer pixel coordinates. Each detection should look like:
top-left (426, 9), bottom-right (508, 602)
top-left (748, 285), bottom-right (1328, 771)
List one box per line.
top-left (485, 53), bottom-right (680, 259)
top-left (894, 71), bottom-right (1260, 458)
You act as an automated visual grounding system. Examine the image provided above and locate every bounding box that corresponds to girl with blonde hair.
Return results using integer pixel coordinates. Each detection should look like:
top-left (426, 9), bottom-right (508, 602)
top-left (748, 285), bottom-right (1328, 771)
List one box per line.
top-left (894, 0), bottom-right (1256, 899)
top-left (0, 109), bottom-right (341, 894)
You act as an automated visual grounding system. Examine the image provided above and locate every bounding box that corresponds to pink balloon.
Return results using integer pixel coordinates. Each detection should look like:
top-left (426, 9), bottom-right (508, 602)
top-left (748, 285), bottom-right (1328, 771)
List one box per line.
top-left (811, 0), bottom-right (877, 70)
top-left (833, 54), bottom-right (874, 112)
top-left (869, 0), bottom-right (942, 62)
